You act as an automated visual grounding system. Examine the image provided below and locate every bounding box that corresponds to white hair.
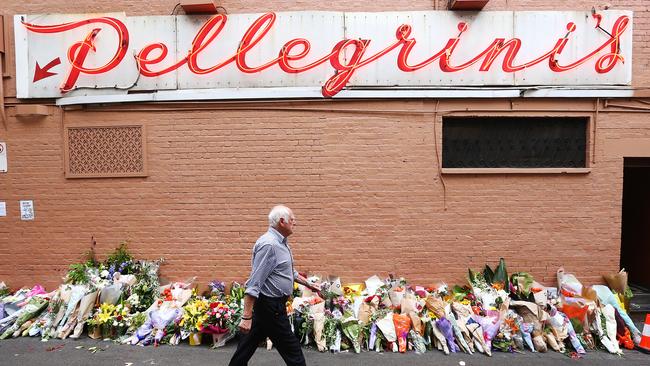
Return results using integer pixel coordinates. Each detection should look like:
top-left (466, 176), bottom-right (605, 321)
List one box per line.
top-left (268, 205), bottom-right (292, 228)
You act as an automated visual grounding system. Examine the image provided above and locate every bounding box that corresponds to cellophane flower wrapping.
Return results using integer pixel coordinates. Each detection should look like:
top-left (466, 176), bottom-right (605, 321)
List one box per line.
top-left (199, 295), bottom-right (238, 348)
top-left (0, 296), bottom-right (48, 339)
top-left (179, 295), bottom-right (208, 333)
top-left (341, 310), bottom-right (362, 353)
top-left (392, 312), bottom-right (411, 353)
top-left (409, 329), bottom-right (427, 354)
top-left (436, 317), bottom-right (459, 353)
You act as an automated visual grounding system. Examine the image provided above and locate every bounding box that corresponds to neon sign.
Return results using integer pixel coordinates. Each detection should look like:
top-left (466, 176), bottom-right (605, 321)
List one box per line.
top-left (15, 11), bottom-right (632, 99)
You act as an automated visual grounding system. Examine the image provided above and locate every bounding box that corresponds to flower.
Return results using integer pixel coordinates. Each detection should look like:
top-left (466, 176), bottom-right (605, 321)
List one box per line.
top-left (96, 303), bottom-right (117, 324)
top-left (201, 299), bottom-right (239, 334)
top-left (209, 280), bottom-right (226, 296)
top-left (180, 297), bottom-right (210, 333)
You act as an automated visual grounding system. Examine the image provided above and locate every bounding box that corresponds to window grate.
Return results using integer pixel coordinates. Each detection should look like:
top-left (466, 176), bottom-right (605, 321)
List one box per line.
top-left (442, 117), bottom-right (587, 169)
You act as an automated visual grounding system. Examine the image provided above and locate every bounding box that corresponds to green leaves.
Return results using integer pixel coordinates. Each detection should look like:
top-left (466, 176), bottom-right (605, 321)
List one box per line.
top-left (66, 263), bottom-right (90, 285)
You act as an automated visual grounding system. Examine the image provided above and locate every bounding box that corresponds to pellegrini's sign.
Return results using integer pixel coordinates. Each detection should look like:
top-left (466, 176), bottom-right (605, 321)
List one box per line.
top-left (14, 10), bottom-right (632, 99)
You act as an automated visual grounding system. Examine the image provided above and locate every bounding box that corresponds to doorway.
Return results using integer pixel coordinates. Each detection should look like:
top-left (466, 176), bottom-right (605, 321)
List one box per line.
top-left (621, 157), bottom-right (650, 289)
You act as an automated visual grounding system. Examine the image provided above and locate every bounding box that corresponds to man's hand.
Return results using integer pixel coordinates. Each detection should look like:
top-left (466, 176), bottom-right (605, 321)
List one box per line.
top-left (238, 318), bottom-right (252, 334)
top-left (239, 294), bottom-right (256, 334)
top-left (296, 272), bottom-right (322, 295)
top-left (309, 281), bottom-right (322, 293)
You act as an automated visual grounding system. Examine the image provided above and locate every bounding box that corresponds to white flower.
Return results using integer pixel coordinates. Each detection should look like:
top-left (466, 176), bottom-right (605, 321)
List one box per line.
top-left (100, 270), bottom-right (110, 278)
top-left (127, 294), bottom-right (140, 306)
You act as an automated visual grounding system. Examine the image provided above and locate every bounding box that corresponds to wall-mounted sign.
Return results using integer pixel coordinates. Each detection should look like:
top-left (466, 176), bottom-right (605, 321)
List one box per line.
top-left (0, 142), bottom-right (6, 172)
top-left (14, 10), bottom-right (632, 99)
top-left (20, 200), bottom-right (34, 220)
top-left (0, 202), bottom-right (6, 217)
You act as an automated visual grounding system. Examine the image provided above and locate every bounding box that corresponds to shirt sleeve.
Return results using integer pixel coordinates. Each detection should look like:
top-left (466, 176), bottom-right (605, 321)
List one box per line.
top-left (293, 269), bottom-right (299, 281)
top-left (244, 243), bottom-right (277, 298)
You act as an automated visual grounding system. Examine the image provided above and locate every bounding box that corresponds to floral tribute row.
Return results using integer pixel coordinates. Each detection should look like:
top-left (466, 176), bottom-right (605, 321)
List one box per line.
top-left (0, 244), bottom-right (642, 358)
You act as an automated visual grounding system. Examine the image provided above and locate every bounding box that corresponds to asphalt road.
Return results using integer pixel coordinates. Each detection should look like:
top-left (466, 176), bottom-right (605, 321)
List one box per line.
top-left (0, 336), bottom-right (648, 366)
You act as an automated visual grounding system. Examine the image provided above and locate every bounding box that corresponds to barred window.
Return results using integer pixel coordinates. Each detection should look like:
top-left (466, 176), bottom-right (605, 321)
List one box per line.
top-left (442, 117), bottom-right (587, 169)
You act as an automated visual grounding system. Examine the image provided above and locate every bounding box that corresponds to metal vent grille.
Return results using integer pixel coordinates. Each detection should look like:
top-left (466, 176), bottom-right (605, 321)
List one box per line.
top-left (65, 125), bottom-right (147, 178)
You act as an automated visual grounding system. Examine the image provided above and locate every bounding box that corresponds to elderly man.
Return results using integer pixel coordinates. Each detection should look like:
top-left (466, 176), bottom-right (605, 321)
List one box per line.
top-left (229, 205), bottom-right (320, 366)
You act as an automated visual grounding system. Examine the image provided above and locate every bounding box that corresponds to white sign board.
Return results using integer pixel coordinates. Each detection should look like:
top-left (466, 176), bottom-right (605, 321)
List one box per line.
top-left (20, 200), bottom-right (34, 220)
top-left (14, 10), bottom-right (633, 99)
top-left (0, 142), bottom-right (6, 172)
top-left (0, 202), bottom-right (6, 217)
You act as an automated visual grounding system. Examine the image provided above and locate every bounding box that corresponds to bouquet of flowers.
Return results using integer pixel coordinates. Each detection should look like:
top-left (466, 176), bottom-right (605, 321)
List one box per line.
top-left (0, 296), bottom-right (48, 339)
top-left (203, 300), bottom-right (234, 332)
top-left (87, 302), bottom-right (130, 339)
top-left (201, 299), bottom-right (237, 347)
top-left (0, 282), bottom-right (10, 299)
top-left (128, 260), bottom-right (162, 312)
top-left (180, 297), bottom-right (208, 334)
top-left (207, 280), bottom-right (226, 299)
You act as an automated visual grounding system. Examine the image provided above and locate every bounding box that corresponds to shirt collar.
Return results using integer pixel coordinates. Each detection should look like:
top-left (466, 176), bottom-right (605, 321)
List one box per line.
top-left (268, 226), bottom-right (287, 245)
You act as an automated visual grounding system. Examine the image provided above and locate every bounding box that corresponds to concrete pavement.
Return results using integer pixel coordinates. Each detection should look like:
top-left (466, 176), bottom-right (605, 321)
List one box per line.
top-left (0, 336), bottom-right (648, 366)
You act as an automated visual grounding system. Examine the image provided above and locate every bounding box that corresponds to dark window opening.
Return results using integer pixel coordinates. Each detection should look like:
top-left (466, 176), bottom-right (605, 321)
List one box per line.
top-left (442, 117), bottom-right (587, 168)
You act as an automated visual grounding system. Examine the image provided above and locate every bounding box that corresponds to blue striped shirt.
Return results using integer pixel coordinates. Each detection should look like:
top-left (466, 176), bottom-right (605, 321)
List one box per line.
top-left (244, 227), bottom-right (299, 298)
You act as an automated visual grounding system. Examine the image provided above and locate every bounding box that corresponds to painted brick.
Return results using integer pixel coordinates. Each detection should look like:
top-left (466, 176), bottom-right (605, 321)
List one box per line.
top-left (0, 1), bottom-right (649, 290)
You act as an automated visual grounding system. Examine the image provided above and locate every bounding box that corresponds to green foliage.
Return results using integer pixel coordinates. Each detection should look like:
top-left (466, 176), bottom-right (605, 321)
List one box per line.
top-left (451, 285), bottom-right (471, 302)
top-left (299, 315), bottom-right (314, 345)
top-left (624, 286), bottom-right (634, 299)
top-left (129, 312), bottom-right (147, 331)
top-left (105, 241), bottom-right (136, 275)
top-left (66, 263), bottom-right (90, 284)
top-left (323, 316), bottom-right (340, 348)
top-left (229, 282), bottom-right (245, 303)
top-left (493, 258), bottom-right (510, 293)
top-left (130, 260), bottom-right (161, 312)
top-left (0, 281), bottom-right (10, 298)
top-left (482, 265), bottom-right (495, 284)
top-left (511, 272), bottom-right (535, 300)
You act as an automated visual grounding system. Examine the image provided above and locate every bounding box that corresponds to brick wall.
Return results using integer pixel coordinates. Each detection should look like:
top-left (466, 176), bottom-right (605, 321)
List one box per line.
top-left (1, 1), bottom-right (649, 290)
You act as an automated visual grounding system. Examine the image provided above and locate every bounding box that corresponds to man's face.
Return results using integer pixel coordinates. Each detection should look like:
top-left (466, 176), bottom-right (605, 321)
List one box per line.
top-left (278, 211), bottom-right (296, 237)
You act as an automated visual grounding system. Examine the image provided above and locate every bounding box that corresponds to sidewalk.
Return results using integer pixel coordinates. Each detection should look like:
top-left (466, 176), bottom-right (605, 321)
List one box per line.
top-left (0, 336), bottom-right (648, 366)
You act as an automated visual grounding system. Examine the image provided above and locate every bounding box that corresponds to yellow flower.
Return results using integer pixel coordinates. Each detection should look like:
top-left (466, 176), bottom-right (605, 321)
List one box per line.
top-left (196, 314), bottom-right (208, 331)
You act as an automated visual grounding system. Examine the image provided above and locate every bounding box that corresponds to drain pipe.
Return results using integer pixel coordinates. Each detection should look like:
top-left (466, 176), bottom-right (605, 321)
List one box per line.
top-left (0, 57), bottom-right (6, 130)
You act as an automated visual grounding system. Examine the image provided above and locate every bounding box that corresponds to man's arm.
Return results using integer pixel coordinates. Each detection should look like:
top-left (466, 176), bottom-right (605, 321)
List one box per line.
top-left (238, 294), bottom-right (256, 334)
top-left (239, 244), bottom-right (276, 333)
top-left (294, 272), bottom-right (321, 293)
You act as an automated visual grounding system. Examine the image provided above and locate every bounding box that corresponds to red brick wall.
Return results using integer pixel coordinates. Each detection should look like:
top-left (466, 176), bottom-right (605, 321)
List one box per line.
top-left (1, 1), bottom-right (649, 290)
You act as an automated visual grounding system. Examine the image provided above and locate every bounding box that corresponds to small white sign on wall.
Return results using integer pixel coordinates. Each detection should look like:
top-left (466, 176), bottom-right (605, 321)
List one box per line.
top-left (0, 202), bottom-right (6, 217)
top-left (20, 200), bottom-right (34, 220)
top-left (0, 142), bottom-right (6, 172)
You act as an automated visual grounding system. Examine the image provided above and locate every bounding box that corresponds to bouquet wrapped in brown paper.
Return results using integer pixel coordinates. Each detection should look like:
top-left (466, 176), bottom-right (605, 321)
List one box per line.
top-left (311, 301), bottom-right (327, 352)
top-left (603, 269), bottom-right (627, 295)
top-left (425, 295), bottom-right (447, 319)
top-left (400, 293), bottom-right (417, 315)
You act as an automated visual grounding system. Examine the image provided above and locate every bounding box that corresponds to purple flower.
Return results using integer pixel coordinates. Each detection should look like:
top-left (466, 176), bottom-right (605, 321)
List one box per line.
top-left (209, 280), bottom-right (226, 294)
